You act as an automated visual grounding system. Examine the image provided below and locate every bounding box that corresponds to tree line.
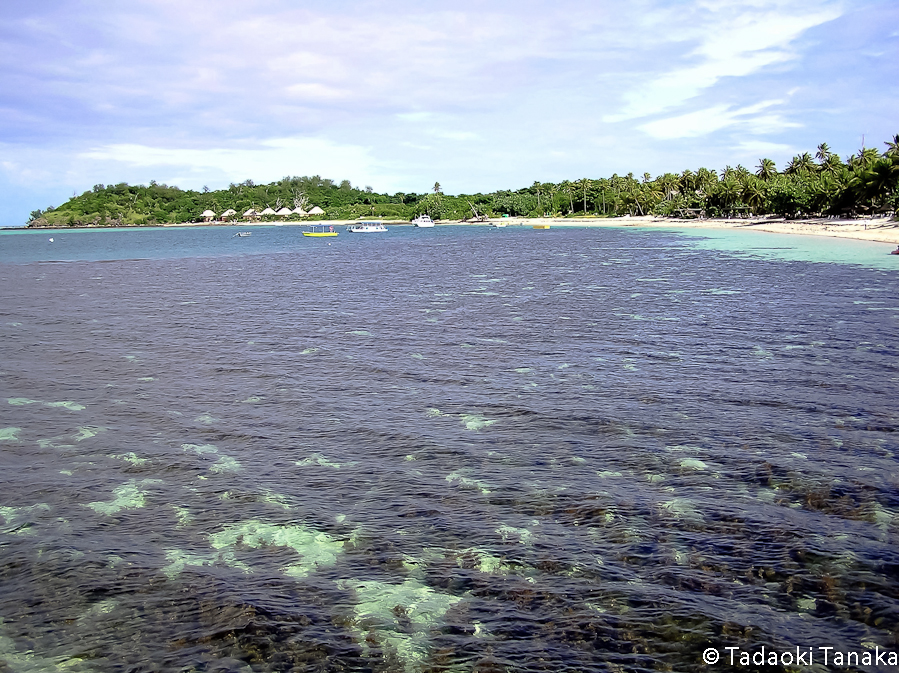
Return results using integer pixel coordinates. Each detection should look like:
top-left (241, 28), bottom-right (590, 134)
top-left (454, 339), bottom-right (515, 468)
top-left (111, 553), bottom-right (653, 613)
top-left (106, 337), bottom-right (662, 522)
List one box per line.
top-left (28, 135), bottom-right (899, 226)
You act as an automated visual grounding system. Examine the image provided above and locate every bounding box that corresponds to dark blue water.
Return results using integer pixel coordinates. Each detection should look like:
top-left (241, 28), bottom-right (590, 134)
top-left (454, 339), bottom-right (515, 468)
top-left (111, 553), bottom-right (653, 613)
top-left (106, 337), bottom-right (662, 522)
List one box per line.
top-left (1, 225), bottom-right (897, 672)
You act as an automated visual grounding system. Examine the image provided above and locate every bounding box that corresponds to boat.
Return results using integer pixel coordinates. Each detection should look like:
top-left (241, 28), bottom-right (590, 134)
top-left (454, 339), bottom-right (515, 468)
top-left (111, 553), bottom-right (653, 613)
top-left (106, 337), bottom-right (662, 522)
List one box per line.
top-left (347, 221), bottom-right (388, 233)
top-left (490, 222), bottom-right (507, 228)
top-left (532, 224), bottom-right (551, 229)
top-left (303, 224), bottom-right (338, 238)
top-left (891, 247), bottom-right (899, 255)
top-left (233, 231), bottom-right (252, 237)
top-left (412, 214), bottom-right (435, 228)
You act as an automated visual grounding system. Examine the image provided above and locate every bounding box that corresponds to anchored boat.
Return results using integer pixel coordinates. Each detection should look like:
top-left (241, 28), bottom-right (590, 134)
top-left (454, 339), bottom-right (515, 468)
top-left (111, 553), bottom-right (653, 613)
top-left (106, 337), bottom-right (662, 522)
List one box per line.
top-left (347, 221), bottom-right (388, 233)
top-left (303, 225), bottom-right (338, 237)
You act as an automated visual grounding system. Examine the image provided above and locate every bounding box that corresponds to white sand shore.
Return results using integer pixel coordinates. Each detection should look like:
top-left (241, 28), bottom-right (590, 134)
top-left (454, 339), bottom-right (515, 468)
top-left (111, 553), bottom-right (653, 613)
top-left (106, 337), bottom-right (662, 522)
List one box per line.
top-left (471, 215), bottom-right (899, 245)
top-left (154, 214), bottom-right (899, 246)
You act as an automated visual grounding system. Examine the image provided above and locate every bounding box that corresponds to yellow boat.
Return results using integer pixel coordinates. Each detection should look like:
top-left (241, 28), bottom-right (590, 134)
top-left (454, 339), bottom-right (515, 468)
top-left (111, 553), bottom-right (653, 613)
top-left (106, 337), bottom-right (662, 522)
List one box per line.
top-left (303, 225), bottom-right (338, 237)
top-left (532, 224), bottom-right (551, 229)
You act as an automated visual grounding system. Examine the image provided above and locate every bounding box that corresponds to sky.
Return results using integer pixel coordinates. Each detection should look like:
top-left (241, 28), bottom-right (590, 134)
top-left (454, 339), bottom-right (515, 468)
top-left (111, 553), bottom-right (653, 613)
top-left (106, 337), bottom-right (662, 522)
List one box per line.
top-left (0, 0), bottom-right (896, 226)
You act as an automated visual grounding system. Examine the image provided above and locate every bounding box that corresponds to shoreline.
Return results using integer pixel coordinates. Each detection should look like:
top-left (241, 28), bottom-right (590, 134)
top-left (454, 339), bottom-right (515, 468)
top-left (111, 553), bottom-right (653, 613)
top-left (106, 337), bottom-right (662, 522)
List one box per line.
top-left (10, 215), bottom-right (899, 245)
top-left (545, 215), bottom-right (899, 245)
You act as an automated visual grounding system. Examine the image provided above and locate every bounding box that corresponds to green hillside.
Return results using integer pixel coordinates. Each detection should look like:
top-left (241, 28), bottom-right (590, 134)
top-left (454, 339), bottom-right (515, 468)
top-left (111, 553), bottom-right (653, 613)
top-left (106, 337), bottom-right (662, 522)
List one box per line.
top-left (27, 136), bottom-right (899, 227)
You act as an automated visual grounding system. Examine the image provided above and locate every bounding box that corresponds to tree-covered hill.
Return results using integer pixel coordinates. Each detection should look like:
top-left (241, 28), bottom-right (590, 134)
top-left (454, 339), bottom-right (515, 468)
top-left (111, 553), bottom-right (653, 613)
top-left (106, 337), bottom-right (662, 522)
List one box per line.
top-left (27, 136), bottom-right (899, 227)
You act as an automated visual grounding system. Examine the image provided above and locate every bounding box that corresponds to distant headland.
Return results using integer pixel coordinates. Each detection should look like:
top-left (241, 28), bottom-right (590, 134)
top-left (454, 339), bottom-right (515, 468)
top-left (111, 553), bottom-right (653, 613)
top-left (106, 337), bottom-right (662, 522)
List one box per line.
top-left (26, 136), bottom-right (898, 232)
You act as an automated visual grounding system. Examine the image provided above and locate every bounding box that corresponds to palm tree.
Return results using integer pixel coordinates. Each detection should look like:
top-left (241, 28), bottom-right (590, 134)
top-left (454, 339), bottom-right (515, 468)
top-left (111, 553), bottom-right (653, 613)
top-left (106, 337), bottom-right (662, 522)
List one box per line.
top-left (433, 182), bottom-right (442, 194)
top-left (856, 158), bottom-right (899, 209)
top-left (848, 148), bottom-right (880, 171)
top-left (576, 178), bottom-right (592, 213)
top-left (756, 158), bottom-right (777, 180)
top-left (742, 177), bottom-right (766, 214)
top-left (531, 181), bottom-right (542, 211)
top-left (679, 169), bottom-right (696, 196)
top-left (815, 142), bottom-right (833, 165)
top-left (785, 153), bottom-right (815, 175)
top-left (884, 134), bottom-right (899, 156)
top-left (696, 167), bottom-right (717, 196)
top-left (718, 178), bottom-right (741, 215)
top-left (820, 153), bottom-right (843, 175)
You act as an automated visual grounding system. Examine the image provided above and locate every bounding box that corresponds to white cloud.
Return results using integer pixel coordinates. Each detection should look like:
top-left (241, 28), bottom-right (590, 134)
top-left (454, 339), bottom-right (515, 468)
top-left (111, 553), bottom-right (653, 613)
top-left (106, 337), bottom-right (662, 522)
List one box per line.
top-left (285, 83), bottom-right (351, 101)
top-left (606, 1), bottom-right (842, 121)
top-left (734, 140), bottom-right (796, 156)
top-left (639, 100), bottom-right (799, 138)
top-left (79, 137), bottom-right (388, 189)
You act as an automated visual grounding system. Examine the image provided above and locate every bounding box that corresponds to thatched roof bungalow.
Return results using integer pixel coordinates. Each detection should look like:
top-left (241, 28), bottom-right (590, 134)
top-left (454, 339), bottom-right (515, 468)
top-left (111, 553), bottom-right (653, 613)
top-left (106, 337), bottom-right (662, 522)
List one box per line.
top-left (260, 207), bottom-right (276, 216)
top-left (201, 209), bottom-right (216, 222)
top-left (221, 208), bottom-right (237, 221)
top-left (243, 208), bottom-right (258, 219)
top-left (292, 207), bottom-right (307, 216)
top-left (275, 207), bottom-right (293, 217)
top-left (307, 206), bottom-right (325, 215)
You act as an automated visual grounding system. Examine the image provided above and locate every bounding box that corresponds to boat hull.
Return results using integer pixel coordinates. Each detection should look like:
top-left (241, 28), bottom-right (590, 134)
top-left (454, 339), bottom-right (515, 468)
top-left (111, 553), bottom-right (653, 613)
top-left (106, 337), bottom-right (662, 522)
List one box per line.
top-left (303, 232), bottom-right (338, 237)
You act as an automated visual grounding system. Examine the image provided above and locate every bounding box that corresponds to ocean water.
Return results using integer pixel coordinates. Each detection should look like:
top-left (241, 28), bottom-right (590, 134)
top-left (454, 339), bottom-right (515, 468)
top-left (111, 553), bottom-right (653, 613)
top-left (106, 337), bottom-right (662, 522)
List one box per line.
top-left (1, 224), bottom-right (897, 672)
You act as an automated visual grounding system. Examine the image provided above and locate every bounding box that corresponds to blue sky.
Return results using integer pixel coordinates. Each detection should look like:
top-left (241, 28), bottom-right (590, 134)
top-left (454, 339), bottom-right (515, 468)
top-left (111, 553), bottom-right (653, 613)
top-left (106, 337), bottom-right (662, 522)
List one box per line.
top-left (1, 0), bottom-right (896, 226)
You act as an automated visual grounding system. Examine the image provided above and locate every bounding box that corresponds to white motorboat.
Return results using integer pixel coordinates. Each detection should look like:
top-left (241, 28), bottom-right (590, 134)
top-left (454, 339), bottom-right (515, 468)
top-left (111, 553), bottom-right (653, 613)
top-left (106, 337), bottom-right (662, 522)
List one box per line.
top-left (347, 221), bottom-right (388, 233)
top-left (412, 214), bottom-right (435, 228)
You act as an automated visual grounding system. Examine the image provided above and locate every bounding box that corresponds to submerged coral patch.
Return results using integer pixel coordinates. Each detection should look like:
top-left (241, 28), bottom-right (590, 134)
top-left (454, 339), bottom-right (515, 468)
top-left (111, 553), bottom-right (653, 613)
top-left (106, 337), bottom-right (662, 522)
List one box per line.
top-left (679, 458), bottom-right (708, 470)
top-left (496, 525), bottom-right (533, 545)
top-left (446, 472), bottom-right (492, 494)
top-left (8, 398), bottom-right (85, 411)
top-left (111, 452), bottom-right (149, 466)
top-left (210, 455), bottom-right (241, 473)
top-left (0, 622), bottom-right (95, 673)
top-left (295, 453), bottom-right (352, 468)
top-left (86, 479), bottom-right (162, 515)
top-left (73, 426), bottom-right (105, 442)
top-left (0, 427), bottom-right (21, 442)
top-left (345, 578), bottom-right (462, 673)
top-left (181, 443), bottom-right (218, 454)
top-left (459, 414), bottom-right (498, 431)
top-left (161, 548), bottom-right (251, 578)
top-left (0, 503), bottom-right (50, 534)
top-left (209, 520), bottom-right (343, 578)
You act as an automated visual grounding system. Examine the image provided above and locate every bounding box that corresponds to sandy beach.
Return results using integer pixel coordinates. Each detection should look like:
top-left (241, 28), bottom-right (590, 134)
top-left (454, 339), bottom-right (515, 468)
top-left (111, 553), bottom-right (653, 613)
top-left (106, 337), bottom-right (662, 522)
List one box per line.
top-left (491, 215), bottom-right (899, 245)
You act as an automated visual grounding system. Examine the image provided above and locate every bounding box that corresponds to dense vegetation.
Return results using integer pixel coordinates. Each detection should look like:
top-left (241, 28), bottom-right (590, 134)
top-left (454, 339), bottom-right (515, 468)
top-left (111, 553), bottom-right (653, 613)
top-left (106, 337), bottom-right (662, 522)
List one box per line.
top-left (28, 136), bottom-right (899, 227)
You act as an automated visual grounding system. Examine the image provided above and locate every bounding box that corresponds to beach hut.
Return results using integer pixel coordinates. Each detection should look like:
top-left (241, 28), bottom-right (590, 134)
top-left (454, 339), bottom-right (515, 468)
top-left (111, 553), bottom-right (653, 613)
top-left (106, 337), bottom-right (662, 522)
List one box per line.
top-left (307, 206), bottom-right (325, 215)
top-left (292, 207), bottom-right (308, 216)
top-left (201, 209), bottom-right (216, 222)
top-left (221, 208), bottom-right (237, 222)
top-left (243, 208), bottom-right (258, 220)
top-left (275, 207), bottom-right (293, 217)
top-left (260, 207), bottom-right (276, 217)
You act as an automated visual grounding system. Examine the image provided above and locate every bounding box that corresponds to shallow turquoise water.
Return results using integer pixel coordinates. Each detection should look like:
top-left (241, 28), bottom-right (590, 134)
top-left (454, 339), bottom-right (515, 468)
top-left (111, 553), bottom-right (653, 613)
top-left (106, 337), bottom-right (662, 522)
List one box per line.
top-left (643, 225), bottom-right (898, 270)
top-left (0, 225), bottom-right (897, 672)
